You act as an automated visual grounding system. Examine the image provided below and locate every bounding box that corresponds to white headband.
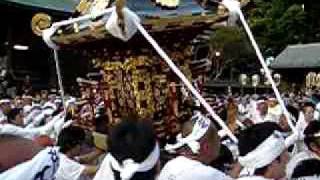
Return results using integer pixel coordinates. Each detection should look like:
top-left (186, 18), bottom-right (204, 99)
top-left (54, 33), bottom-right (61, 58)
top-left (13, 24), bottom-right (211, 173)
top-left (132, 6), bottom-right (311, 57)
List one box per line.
top-left (165, 112), bottom-right (211, 154)
top-left (93, 143), bottom-right (160, 180)
top-left (239, 131), bottom-right (286, 175)
top-left (256, 100), bottom-right (266, 104)
top-left (0, 147), bottom-right (60, 180)
top-left (0, 99), bottom-right (10, 104)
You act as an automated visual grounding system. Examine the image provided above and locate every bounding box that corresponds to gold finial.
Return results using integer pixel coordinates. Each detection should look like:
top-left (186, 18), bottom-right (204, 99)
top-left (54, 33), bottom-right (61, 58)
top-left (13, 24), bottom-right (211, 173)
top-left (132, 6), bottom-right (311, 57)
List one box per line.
top-left (31, 13), bottom-right (52, 36)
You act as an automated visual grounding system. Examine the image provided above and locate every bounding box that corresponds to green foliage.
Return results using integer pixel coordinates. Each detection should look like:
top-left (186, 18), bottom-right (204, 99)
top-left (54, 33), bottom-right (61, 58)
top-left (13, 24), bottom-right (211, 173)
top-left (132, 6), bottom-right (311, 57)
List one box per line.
top-left (210, 26), bottom-right (253, 61)
top-left (208, 26), bottom-right (255, 80)
top-left (247, 0), bottom-right (311, 54)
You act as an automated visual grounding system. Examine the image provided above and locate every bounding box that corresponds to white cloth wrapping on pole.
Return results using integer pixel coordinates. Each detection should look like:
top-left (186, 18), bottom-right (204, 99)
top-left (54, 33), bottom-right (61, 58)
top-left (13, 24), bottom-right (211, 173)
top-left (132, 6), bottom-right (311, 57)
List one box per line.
top-left (93, 143), bottom-right (160, 180)
top-left (54, 50), bottom-right (68, 114)
top-left (165, 112), bottom-right (211, 154)
top-left (105, 7), bottom-right (140, 41)
top-left (42, 26), bottom-right (60, 50)
top-left (0, 147), bottom-right (60, 180)
top-left (238, 131), bottom-right (286, 176)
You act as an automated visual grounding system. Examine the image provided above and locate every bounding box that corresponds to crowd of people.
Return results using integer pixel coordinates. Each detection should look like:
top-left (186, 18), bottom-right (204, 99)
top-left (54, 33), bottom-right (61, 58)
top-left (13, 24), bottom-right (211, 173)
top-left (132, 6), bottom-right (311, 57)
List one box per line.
top-left (0, 85), bottom-right (320, 180)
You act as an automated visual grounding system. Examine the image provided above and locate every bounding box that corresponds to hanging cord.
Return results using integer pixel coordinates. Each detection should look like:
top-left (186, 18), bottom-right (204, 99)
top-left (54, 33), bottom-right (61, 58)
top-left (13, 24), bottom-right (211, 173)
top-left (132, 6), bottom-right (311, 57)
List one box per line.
top-left (53, 50), bottom-right (67, 115)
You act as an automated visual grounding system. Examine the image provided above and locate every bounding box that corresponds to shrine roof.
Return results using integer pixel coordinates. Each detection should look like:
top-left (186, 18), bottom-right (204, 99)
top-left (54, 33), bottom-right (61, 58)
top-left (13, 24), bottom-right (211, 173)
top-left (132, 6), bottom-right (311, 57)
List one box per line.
top-left (1, 0), bottom-right (214, 16)
top-left (0, 0), bottom-right (79, 13)
top-left (270, 43), bottom-right (320, 69)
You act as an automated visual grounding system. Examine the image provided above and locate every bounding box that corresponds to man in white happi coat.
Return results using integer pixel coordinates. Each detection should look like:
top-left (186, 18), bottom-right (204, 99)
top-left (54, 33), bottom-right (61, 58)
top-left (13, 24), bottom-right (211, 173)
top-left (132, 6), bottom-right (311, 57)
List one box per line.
top-left (286, 120), bottom-right (320, 179)
top-left (294, 102), bottom-right (317, 153)
top-left (55, 126), bottom-right (97, 180)
top-left (252, 97), bottom-right (278, 124)
top-left (237, 122), bottom-right (289, 180)
top-left (158, 112), bottom-right (232, 180)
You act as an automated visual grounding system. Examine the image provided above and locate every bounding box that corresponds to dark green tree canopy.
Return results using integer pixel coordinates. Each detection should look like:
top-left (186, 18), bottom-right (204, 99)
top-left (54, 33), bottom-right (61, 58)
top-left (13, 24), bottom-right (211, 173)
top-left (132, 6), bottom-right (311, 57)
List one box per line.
top-left (247, 0), bottom-right (315, 55)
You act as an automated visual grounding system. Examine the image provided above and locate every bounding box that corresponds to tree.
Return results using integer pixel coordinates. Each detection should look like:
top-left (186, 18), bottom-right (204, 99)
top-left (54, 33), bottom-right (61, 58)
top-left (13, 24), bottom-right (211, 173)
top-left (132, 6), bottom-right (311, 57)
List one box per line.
top-left (208, 26), bottom-right (254, 80)
top-left (247, 0), bottom-right (312, 55)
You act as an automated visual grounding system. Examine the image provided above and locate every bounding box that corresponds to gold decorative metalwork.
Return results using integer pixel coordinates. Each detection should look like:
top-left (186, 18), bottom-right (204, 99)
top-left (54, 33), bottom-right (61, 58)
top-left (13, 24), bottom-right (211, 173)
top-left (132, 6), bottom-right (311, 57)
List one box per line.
top-left (31, 13), bottom-right (52, 36)
top-left (75, 0), bottom-right (93, 15)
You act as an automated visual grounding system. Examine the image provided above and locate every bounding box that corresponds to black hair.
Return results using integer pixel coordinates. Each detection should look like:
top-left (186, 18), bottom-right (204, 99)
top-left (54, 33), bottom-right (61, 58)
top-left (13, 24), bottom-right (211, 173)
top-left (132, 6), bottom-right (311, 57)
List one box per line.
top-left (210, 144), bottom-right (234, 173)
top-left (304, 121), bottom-right (320, 151)
top-left (303, 102), bottom-right (315, 110)
top-left (95, 114), bottom-right (109, 134)
top-left (109, 119), bottom-right (157, 180)
top-left (287, 105), bottom-right (299, 123)
top-left (7, 108), bottom-right (22, 124)
top-left (238, 122), bottom-right (282, 175)
top-left (57, 126), bottom-right (86, 153)
top-left (292, 159), bottom-right (320, 179)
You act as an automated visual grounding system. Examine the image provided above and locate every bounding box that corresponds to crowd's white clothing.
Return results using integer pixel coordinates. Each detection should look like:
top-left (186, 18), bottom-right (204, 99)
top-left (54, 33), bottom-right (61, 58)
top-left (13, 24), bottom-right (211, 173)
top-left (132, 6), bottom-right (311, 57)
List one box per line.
top-left (0, 112), bottom-right (66, 140)
top-left (23, 106), bottom-right (42, 126)
top-left (293, 112), bottom-right (310, 153)
top-left (158, 156), bottom-right (232, 180)
top-left (55, 153), bottom-right (85, 180)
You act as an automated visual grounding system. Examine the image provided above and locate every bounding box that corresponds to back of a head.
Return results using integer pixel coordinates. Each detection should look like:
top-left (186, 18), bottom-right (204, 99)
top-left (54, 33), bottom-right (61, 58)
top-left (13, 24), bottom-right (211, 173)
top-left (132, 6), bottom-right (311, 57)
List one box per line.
top-left (109, 119), bottom-right (157, 180)
top-left (292, 159), bottom-right (320, 180)
top-left (238, 122), bottom-right (282, 156)
top-left (304, 120), bottom-right (320, 151)
top-left (57, 126), bottom-right (86, 154)
top-left (238, 122), bottom-right (284, 176)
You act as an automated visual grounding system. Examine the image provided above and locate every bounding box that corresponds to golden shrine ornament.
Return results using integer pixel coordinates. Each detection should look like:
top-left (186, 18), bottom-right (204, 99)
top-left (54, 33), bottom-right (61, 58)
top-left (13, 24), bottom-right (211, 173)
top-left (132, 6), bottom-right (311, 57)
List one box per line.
top-left (31, 13), bottom-right (52, 36)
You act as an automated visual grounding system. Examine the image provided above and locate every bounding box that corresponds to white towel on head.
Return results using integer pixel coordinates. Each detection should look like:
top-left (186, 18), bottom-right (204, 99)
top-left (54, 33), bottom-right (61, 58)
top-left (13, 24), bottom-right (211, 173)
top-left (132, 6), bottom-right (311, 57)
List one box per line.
top-left (239, 131), bottom-right (286, 176)
top-left (93, 143), bottom-right (160, 180)
top-left (165, 112), bottom-right (211, 154)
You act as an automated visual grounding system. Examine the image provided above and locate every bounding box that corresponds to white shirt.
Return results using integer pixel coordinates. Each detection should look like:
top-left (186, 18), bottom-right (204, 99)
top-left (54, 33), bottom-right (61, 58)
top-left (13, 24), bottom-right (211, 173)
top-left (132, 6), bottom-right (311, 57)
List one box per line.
top-left (158, 156), bottom-right (232, 180)
top-left (55, 154), bottom-right (85, 180)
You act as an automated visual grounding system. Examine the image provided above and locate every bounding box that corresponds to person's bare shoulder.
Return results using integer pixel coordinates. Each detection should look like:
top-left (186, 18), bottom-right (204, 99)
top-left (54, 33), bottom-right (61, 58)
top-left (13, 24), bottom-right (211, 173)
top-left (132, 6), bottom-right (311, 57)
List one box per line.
top-left (0, 134), bottom-right (43, 172)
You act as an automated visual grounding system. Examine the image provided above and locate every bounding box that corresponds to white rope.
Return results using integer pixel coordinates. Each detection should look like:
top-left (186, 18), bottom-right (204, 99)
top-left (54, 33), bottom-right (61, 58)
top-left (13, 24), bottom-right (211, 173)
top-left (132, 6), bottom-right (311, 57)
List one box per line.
top-left (134, 20), bottom-right (238, 143)
top-left (52, 7), bottom-right (114, 28)
top-left (53, 50), bottom-right (67, 114)
top-left (221, 0), bottom-right (297, 133)
top-left (237, 11), bottom-right (296, 133)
